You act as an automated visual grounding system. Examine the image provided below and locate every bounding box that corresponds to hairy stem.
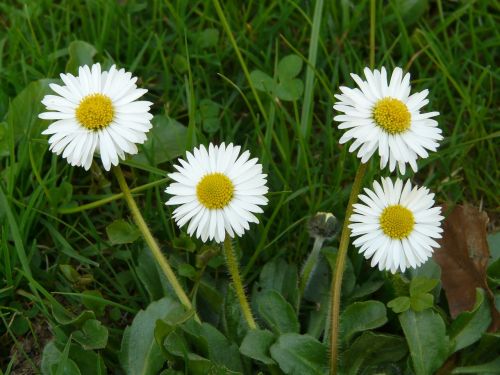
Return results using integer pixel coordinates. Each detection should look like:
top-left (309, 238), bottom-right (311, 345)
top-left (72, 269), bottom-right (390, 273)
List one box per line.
top-left (112, 166), bottom-right (199, 322)
top-left (300, 236), bottom-right (325, 297)
top-left (223, 235), bottom-right (257, 329)
top-left (328, 163), bottom-right (367, 374)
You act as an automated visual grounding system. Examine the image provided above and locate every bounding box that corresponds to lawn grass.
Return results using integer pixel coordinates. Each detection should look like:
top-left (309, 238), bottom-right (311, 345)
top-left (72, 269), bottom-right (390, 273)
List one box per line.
top-left (0, 0), bottom-right (499, 373)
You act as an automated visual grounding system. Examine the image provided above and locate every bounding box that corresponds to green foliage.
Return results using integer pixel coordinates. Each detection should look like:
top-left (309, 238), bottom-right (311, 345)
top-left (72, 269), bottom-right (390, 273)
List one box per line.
top-left (239, 329), bottom-right (276, 365)
top-left (1, 0), bottom-right (498, 373)
top-left (106, 219), bottom-right (141, 244)
top-left (449, 289), bottom-right (491, 352)
top-left (399, 309), bottom-right (450, 375)
top-left (250, 54), bottom-right (304, 101)
top-left (388, 276), bottom-right (439, 313)
top-left (340, 301), bottom-right (388, 343)
top-left (257, 290), bottom-right (300, 334)
top-left (66, 41), bottom-right (97, 75)
top-left (72, 319), bottom-right (109, 350)
top-left (341, 332), bottom-right (408, 374)
top-left (120, 297), bottom-right (186, 375)
top-left (269, 333), bottom-right (328, 375)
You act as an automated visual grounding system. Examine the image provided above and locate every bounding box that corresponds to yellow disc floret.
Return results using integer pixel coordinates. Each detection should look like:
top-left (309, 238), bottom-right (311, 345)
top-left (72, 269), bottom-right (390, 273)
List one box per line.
top-left (196, 173), bottom-right (234, 209)
top-left (76, 94), bottom-right (114, 130)
top-left (379, 204), bottom-right (415, 239)
top-left (373, 97), bottom-right (411, 134)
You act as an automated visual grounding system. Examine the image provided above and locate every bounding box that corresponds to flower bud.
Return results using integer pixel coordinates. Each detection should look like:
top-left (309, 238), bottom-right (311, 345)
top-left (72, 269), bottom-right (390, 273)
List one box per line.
top-left (307, 212), bottom-right (338, 240)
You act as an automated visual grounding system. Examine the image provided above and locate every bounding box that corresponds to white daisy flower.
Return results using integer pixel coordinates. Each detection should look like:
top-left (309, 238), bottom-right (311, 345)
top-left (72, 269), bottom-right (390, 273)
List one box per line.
top-left (349, 177), bottom-right (444, 273)
top-left (39, 63), bottom-right (153, 171)
top-left (334, 67), bottom-right (443, 174)
top-left (165, 143), bottom-right (268, 243)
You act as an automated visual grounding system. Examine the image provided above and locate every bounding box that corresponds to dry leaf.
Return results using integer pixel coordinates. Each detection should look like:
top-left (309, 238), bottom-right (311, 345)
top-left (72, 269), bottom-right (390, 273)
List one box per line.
top-left (433, 204), bottom-right (499, 330)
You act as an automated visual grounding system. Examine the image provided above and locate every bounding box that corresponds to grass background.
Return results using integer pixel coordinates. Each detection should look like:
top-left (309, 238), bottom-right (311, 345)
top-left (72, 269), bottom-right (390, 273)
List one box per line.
top-left (0, 0), bottom-right (499, 372)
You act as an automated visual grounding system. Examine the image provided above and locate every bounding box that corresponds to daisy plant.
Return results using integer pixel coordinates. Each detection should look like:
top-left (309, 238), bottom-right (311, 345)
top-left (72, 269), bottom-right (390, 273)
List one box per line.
top-left (333, 66), bottom-right (442, 174)
top-left (349, 177), bottom-right (443, 273)
top-left (166, 143), bottom-right (268, 329)
top-left (39, 63), bottom-right (153, 171)
top-left (327, 1), bottom-right (443, 373)
top-left (39, 63), bottom-right (196, 318)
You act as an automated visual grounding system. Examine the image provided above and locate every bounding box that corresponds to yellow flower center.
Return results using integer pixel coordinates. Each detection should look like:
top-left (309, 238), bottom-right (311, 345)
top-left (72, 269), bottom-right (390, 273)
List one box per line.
top-left (196, 173), bottom-right (234, 209)
top-left (373, 97), bottom-right (411, 134)
top-left (75, 94), bottom-right (114, 130)
top-left (379, 204), bottom-right (415, 239)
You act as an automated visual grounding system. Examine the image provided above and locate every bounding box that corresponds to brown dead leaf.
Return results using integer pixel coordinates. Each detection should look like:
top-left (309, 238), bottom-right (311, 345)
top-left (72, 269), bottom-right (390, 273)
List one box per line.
top-left (433, 204), bottom-right (499, 330)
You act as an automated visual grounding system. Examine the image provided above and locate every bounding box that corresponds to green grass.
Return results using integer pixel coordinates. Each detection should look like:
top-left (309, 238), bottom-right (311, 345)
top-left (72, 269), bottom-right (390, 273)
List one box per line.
top-left (0, 0), bottom-right (499, 373)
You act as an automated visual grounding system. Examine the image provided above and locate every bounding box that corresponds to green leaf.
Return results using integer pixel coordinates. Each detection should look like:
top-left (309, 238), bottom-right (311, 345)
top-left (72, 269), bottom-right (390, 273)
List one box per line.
top-left (59, 264), bottom-right (80, 283)
top-left (120, 297), bottom-right (184, 375)
top-left (347, 280), bottom-right (385, 302)
top-left (106, 219), bottom-right (140, 244)
top-left (69, 345), bottom-right (107, 375)
top-left (409, 277), bottom-right (439, 296)
top-left (136, 248), bottom-right (170, 301)
top-left (250, 70), bottom-right (275, 93)
top-left (239, 329), bottom-right (276, 365)
top-left (388, 296), bottom-right (411, 313)
top-left (199, 98), bottom-right (220, 118)
top-left (52, 359), bottom-right (81, 375)
top-left (340, 301), bottom-right (388, 343)
top-left (52, 308), bottom-right (95, 327)
top-left (277, 54), bottom-right (303, 81)
top-left (172, 233), bottom-right (197, 253)
top-left (12, 314), bottom-right (29, 336)
top-left (452, 357), bottom-right (500, 374)
top-left (53, 337), bottom-right (80, 375)
top-left (7, 78), bottom-right (57, 141)
top-left (163, 319), bottom-right (244, 373)
top-left (203, 117), bottom-right (221, 133)
top-left (276, 79), bottom-right (304, 101)
top-left (197, 99), bottom-right (221, 133)
top-left (81, 290), bottom-right (106, 317)
top-left (195, 28), bottom-right (219, 49)
top-left (41, 341), bottom-right (62, 375)
top-left (66, 41), bottom-right (97, 75)
top-left (0, 121), bottom-right (9, 158)
top-left (393, 0), bottom-right (429, 26)
top-left (73, 319), bottom-right (108, 350)
top-left (154, 310), bottom-right (195, 360)
top-left (178, 263), bottom-right (196, 279)
top-left (449, 289), bottom-right (491, 352)
top-left (399, 309), bottom-right (450, 375)
top-left (257, 290), bottom-right (299, 334)
top-left (253, 257), bottom-right (299, 308)
top-left (133, 115), bottom-right (188, 166)
top-left (321, 247), bottom-right (355, 297)
top-left (410, 293), bottom-right (434, 312)
top-left (199, 323), bottom-right (244, 372)
top-left (173, 54), bottom-right (188, 74)
top-left (487, 232), bottom-right (500, 265)
top-left (270, 333), bottom-right (328, 375)
top-left (341, 332), bottom-right (408, 375)
top-left (223, 286), bottom-right (247, 343)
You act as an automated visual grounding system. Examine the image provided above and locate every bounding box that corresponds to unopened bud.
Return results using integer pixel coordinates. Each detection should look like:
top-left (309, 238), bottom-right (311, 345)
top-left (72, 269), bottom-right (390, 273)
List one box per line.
top-left (308, 212), bottom-right (338, 240)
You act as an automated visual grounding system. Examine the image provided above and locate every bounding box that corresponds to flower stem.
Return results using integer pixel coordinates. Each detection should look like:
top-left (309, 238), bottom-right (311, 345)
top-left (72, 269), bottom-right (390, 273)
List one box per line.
top-left (112, 166), bottom-right (199, 322)
top-left (300, 236), bottom-right (325, 297)
top-left (328, 162), bottom-right (367, 374)
top-left (59, 177), bottom-right (169, 214)
top-left (223, 235), bottom-right (257, 329)
top-left (369, 0), bottom-right (376, 68)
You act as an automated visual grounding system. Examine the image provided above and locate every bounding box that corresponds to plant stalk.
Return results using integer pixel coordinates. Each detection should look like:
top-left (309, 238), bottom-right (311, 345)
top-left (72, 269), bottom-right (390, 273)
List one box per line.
top-left (112, 166), bottom-right (199, 322)
top-left (328, 0), bottom-right (376, 372)
top-left (328, 163), bottom-right (367, 374)
top-left (300, 236), bottom-right (325, 296)
top-left (223, 235), bottom-right (257, 329)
